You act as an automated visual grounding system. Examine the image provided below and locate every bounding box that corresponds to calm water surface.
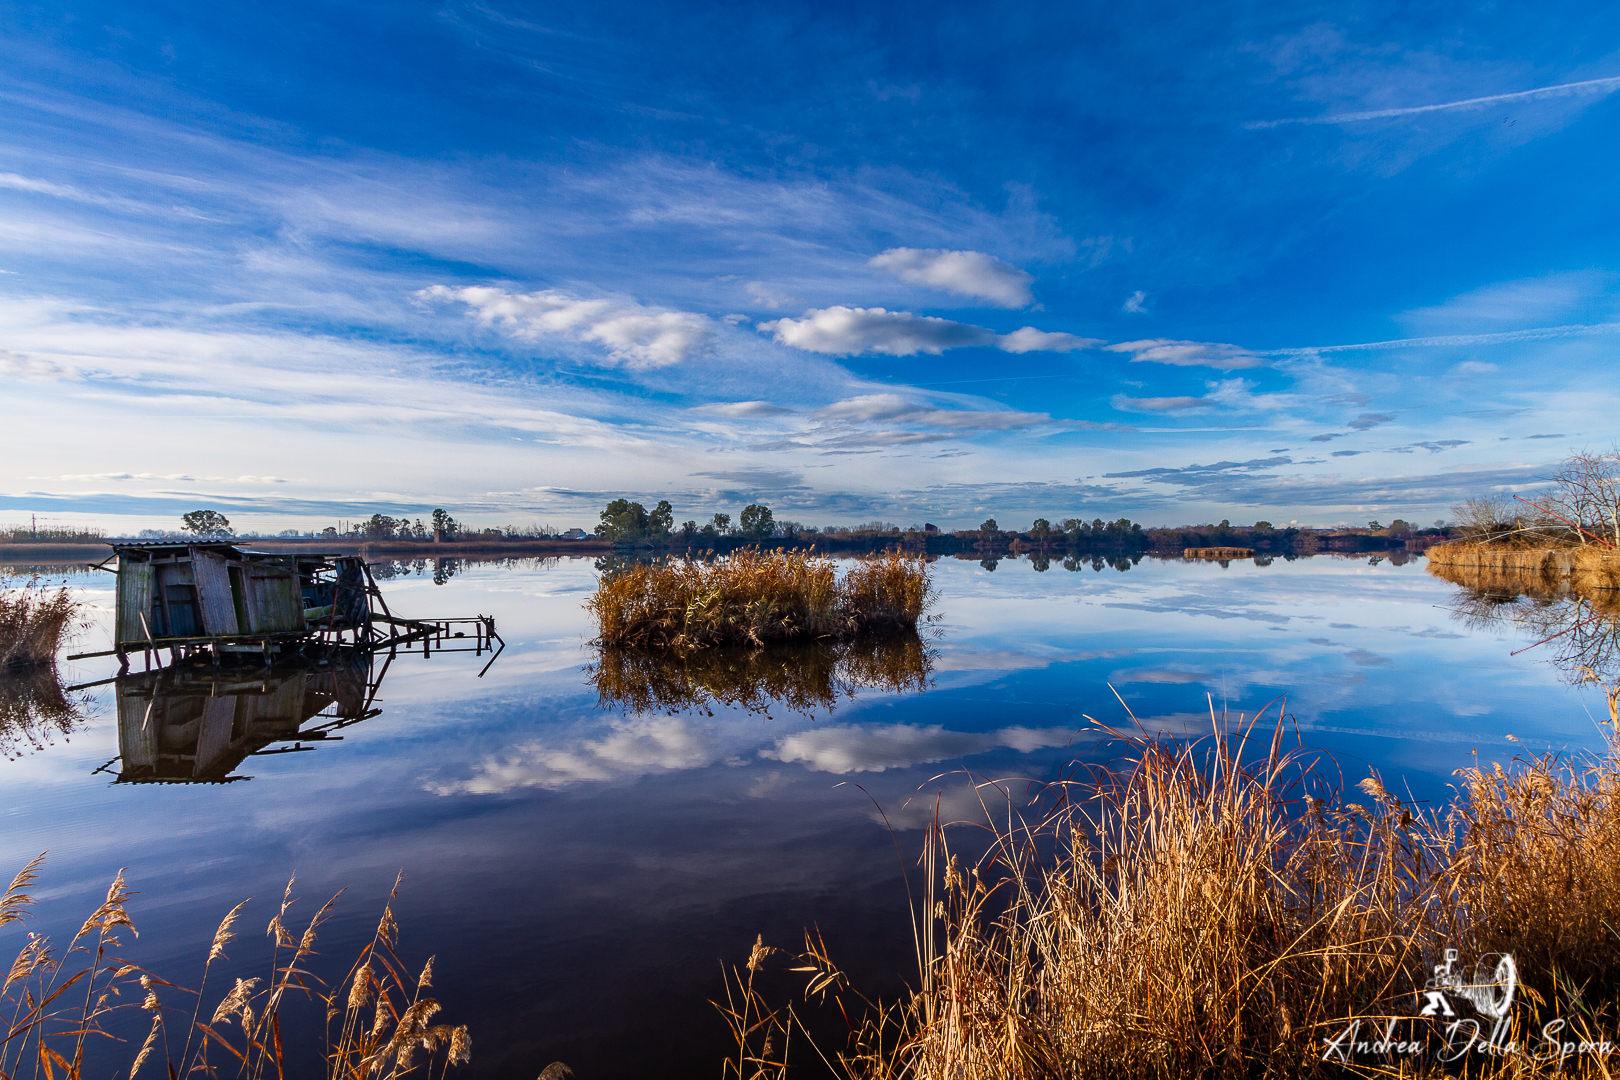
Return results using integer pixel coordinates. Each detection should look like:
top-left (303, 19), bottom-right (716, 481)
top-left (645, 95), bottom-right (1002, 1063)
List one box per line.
top-left (2, 553), bottom-right (1612, 1078)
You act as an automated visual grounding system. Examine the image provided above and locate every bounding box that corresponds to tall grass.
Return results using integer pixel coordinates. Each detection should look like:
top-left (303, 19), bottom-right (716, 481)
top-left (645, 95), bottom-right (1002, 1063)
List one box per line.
top-left (587, 549), bottom-right (933, 650)
top-left (0, 575), bottom-right (84, 672)
top-left (0, 859), bottom-right (470, 1079)
top-left (730, 694), bottom-right (1620, 1079)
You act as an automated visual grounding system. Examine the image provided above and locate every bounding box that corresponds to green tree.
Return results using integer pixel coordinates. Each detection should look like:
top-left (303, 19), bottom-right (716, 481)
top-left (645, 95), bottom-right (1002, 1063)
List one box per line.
top-left (680, 520), bottom-right (699, 541)
top-left (711, 512), bottom-right (732, 535)
top-left (648, 500), bottom-right (675, 539)
top-left (979, 518), bottom-right (999, 534)
top-left (597, 499), bottom-right (651, 541)
top-left (739, 503), bottom-right (775, 538)
top-left (362, 514), bottom-right (402, 539)
top-left (1368, 520), bottom-right (1383, 531)
top-left (1030, 518), bottom-right (1051, 539)
top-left (1254, 520), bottom-right (1274, 532)
top-left (430, 509), bottom-right (459, 538)
top-left (181, 510), bottom-right (233, 537)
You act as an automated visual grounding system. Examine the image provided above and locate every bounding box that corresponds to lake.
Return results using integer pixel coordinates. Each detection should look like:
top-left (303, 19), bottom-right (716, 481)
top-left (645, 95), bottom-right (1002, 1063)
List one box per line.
top-left (1, 551), bottom-right (1612, 1078)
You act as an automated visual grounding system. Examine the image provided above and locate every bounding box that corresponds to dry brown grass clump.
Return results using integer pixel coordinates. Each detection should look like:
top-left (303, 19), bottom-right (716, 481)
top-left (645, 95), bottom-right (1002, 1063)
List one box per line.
top-left (0, 575), bottom-right (83, 672)
top-left (587, 549), bottom-right (933, 650)
top-left (0, 859), bottom-right (469, 1080)
top-left (728, 694), bottom-right (1620, 1080)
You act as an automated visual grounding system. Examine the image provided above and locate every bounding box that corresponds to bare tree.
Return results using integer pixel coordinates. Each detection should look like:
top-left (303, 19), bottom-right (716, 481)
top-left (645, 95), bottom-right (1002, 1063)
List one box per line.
top-left (1547, 450), bottom-right (1620, 547)
top-left (1448, 494), bottom-right (1517, 539)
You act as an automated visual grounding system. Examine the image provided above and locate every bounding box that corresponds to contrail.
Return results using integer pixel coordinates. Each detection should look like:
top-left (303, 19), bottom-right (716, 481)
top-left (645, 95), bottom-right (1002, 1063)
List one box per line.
top-left (1266, 321), bottom-right (1620, 356)
top-left (1246, 74), bottom-right (1620, 128)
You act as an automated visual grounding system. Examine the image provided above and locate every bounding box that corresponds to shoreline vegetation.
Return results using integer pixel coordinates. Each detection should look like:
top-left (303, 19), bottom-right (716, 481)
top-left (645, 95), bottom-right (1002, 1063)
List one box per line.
top-left (730, 702), bottom-right (1620, 1080)
top-left (587, 548), bottom-right (934, 651)
top-left (2, 504), bottom-right (1448, 564)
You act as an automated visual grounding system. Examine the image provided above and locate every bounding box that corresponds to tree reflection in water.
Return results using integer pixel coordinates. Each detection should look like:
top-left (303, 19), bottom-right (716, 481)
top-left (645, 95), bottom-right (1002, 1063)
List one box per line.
top-left (586, 631), bottom-right (935, 718)
top-left (1437, 562), bottom-right (1620, 685)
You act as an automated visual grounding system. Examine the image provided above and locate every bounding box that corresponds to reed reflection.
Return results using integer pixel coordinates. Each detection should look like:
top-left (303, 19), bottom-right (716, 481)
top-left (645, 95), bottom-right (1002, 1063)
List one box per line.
top-left (103, 649), bottom-right (383, 783)
top-left (0, 669), bottom-right (88, 760)
top-left (1435, 561), bottom-right (1620, 684)
top-left (587, 631), bottom-right (935, 717)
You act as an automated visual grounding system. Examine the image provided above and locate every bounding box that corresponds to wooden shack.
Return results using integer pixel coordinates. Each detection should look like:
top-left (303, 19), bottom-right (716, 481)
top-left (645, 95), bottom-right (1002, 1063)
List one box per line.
top-left (108, 542), bottom-right (370, 660)
top-left (73, 541), bottom-right (503, 675)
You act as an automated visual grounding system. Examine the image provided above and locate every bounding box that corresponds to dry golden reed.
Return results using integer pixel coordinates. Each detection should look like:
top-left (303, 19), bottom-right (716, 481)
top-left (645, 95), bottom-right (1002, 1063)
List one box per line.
top-left (729, 697), bottom-right (1620, 1080)
top-left (0, 574), bottom-right (83, 672)
top-left (0, 859), bottom-right (469, 1080)
top-left (587, 548), bottom-right (933, 651)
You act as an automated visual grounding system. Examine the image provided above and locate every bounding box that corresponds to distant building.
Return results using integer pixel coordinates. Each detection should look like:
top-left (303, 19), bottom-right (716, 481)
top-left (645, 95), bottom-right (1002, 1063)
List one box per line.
top-left (561, 528), bottom-right (588, 539)
top-left (924, 523), bottom-right (939, 533)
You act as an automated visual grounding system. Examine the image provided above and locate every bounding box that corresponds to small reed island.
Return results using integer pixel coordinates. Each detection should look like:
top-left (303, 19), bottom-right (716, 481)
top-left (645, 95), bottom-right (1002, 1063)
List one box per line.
top-left (587, 547), bottom-right (933, 650)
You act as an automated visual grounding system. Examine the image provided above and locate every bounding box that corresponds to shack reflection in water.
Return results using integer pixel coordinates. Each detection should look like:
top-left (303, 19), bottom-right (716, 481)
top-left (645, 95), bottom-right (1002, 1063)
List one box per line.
top-left (103, 650), bottom-right (381, 783)
top-left (587, 630), bottom-right (934, 717)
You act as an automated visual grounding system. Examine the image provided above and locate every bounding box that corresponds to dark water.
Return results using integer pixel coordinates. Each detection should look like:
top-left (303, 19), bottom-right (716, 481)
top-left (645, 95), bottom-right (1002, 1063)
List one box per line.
top-left (1, 553), bottom-right (1613, 1078)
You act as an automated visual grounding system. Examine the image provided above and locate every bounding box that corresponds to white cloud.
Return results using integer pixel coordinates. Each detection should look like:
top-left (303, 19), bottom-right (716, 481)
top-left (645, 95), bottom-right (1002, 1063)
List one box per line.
top-left (817, 394), bottom-right (1052, 431)
top-left (1122, 290), bottom-right (1148, 314)
top-left (998, 326), bottom-right (1102, 353)
top-left (441, 715), bottom-right (726, 793)
top-left (869, 247), bottom-right (1034, 307)
top-left (759, 306), bottom-right (1098, 357)
top-left (745, 281), bottom-right (800, 308)
top-left (692, 400), bottom-right (793, 418)
top-left (1106, 339), bottom-right (1267, 369)
top-left (760, 306), bottom-right (988, 355)
top-left (1451, 361), bottom-right (1498, 375)
top-left (1111, 393), bottom-right (1209, 413)
top-left (0, 349), bottom-right (69, 379)
top-left (762, 723), bottom-right (1076, 774)
top-left (421, 284), bottom-right (714, 368)
top-left (1111, 378), bottom-right (1291, 414)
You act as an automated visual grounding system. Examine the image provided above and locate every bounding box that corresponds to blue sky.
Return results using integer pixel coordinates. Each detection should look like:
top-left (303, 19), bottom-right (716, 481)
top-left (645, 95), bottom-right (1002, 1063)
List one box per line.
top-left (2, 1), bottom-right (1618, 531)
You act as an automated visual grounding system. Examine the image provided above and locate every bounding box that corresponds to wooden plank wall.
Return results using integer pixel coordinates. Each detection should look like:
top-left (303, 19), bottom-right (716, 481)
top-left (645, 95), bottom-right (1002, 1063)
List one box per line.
top-left (116, 561), bottom-right (153, 647)
top-left (190, 549), bottom-right (240, 636)
top-left (247, 561), bottom-right (306, 634)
